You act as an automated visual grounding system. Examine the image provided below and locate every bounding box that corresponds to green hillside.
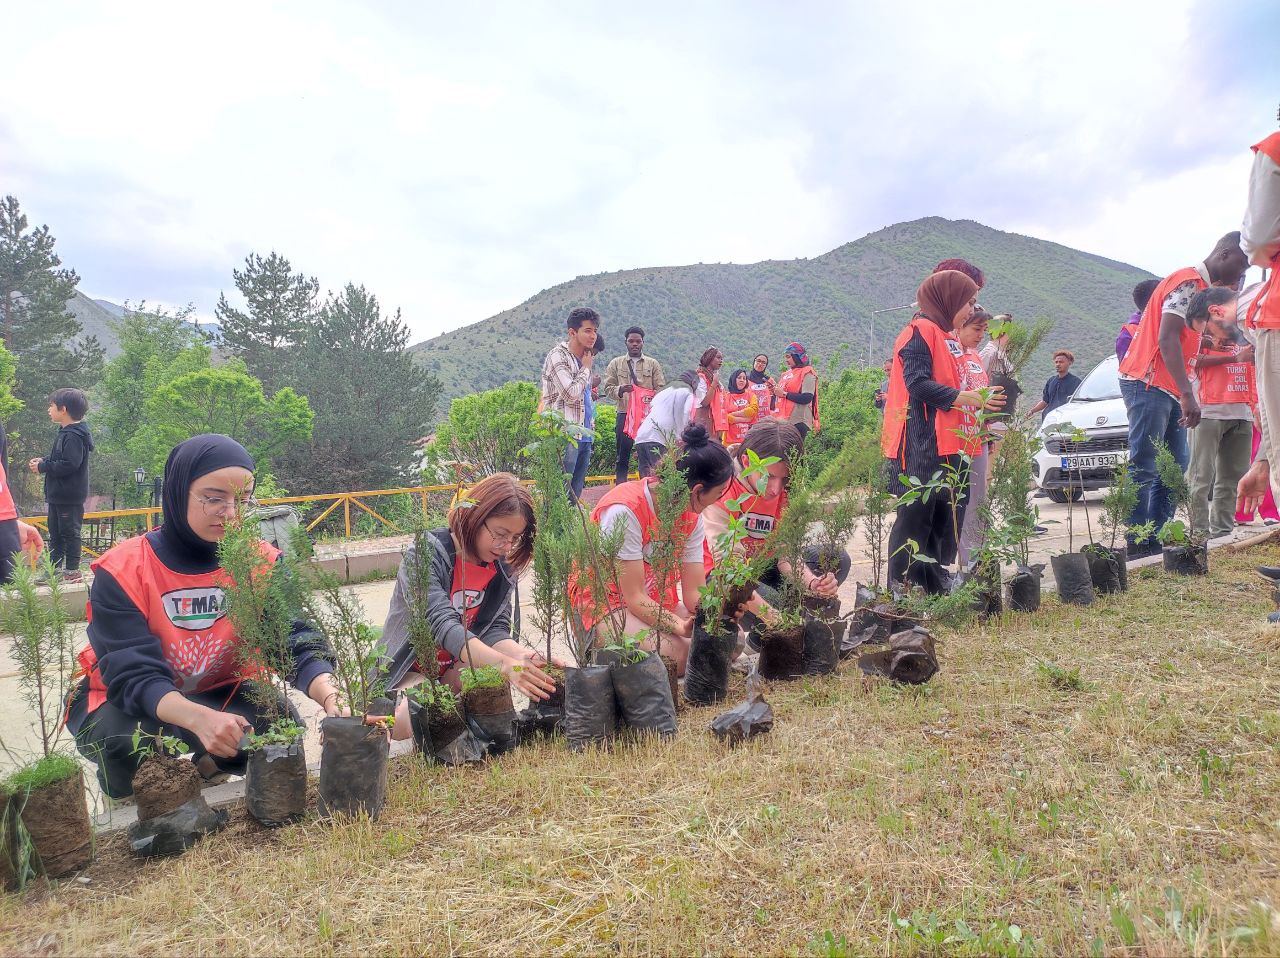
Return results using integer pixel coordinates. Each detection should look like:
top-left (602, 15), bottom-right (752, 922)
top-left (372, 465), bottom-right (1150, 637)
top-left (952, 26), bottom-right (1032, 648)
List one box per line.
top-left (410, 217), bottom-right (1155, 411)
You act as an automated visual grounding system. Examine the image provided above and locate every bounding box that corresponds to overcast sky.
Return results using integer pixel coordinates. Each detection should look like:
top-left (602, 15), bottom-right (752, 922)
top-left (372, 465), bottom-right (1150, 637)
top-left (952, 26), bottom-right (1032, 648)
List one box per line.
top-left (3, 1), bottom-right (1277, 342)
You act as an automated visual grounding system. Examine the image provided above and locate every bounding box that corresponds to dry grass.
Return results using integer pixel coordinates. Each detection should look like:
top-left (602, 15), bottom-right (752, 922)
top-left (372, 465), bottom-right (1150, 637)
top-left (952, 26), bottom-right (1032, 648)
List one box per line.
top-left (6, 547), bottom-right (1280, 956)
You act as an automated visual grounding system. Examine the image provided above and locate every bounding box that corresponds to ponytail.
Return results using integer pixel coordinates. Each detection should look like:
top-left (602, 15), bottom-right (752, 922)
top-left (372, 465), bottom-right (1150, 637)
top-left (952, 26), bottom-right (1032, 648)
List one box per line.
top-left (676, 424), bottom-right (733, 492)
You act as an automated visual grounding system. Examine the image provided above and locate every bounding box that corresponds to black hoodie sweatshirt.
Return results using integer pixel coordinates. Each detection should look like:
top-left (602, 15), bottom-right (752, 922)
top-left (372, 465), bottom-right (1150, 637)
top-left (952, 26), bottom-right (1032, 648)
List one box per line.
top-left (39, 421), bottom-right (94, 505)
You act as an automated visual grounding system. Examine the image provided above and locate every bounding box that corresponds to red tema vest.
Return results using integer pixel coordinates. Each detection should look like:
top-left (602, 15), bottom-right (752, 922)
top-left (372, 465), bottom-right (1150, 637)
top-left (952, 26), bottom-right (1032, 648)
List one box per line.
top-left (702, 473), bottom-right (787, 574)
top-left (774, 365), bottom-right (820, 430)
top-left (1118, 266), bottom-right (1206, 393)
top-left (79, 535), bottom-right (280, 715)
top-left (0, 461), bottom-right (17, 523)
top-left (1245, 133), bottom-right (1280, 331)
top-left (573, 479), bottom-right (695, 631)
top-left (722, 392), bottom-right (754, 444)
top-left (1197, 345), bottom-right (1257, 407)
top-left (747, 380), bottom-right (773, 420)
top-left (880, 317), bottom-right (969, 460)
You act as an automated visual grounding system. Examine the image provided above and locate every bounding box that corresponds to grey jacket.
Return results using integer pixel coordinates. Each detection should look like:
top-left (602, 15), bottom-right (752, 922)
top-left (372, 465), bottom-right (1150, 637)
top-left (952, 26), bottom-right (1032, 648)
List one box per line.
top-left (380, 529), bottom-right (518, 689)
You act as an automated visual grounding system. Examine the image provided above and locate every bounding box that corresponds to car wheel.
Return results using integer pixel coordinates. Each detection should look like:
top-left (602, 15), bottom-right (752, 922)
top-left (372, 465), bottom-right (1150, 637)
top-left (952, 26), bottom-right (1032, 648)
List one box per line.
top-left (1047, 487), bottom-right (1083, 504)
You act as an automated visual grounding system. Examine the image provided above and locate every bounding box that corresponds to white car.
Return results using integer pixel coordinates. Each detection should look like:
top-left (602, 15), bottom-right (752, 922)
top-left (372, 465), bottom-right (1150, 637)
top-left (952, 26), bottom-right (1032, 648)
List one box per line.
top-left (1032, 355), bottom-right (1129, 503)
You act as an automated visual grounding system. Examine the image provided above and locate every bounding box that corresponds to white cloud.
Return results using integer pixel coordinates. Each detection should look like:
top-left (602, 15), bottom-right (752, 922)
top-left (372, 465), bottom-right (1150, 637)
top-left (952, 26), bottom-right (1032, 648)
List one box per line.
top-left (1, 0), bottom-right (1276, 341)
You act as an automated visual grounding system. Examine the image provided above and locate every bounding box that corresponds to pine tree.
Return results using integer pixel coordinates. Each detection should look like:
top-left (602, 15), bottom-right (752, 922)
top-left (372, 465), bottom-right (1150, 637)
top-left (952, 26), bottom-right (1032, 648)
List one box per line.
top-left (277, 283), bottom-right (441, 492)
top-left (0, 195), bottom-right (103, 502)
top-left (214, 252), bottom-right (318, 393)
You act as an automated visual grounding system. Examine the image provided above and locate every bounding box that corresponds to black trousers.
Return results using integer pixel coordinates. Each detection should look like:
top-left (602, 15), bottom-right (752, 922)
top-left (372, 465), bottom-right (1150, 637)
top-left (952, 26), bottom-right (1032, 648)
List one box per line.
top-left (47, 503), bottom-right (85, 572)
top-left (615, 415), bottom-right (635, 485)
top-left (888, 484), bottom-right (964, 594)
top-left (635, 441), bottom-right (665, 478)
top-left (0, 518), bottom-right (19, 584)
top-left (66, 681), bottom-right (296, 799)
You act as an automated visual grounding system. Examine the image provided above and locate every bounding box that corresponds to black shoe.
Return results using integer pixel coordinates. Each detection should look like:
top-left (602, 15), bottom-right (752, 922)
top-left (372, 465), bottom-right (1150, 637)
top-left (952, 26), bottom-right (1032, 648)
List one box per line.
top-left (1257, 566), bottom-right (1280, 582)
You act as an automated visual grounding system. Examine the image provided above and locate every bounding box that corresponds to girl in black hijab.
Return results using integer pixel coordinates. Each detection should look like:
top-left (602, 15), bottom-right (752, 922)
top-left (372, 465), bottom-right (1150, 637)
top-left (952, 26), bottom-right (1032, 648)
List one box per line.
top-left (66, 435), bottom-right (343, 800)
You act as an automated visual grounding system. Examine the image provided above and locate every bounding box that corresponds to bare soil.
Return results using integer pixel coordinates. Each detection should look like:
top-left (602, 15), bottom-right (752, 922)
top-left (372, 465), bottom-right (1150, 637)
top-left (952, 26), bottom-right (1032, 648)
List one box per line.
top-left (132, 755), bottom-right (200, 822)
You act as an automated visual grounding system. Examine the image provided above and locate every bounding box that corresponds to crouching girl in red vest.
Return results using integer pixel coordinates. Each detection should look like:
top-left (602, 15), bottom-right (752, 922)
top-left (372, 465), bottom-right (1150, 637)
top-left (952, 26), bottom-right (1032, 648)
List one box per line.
top-left (881, 271), bottom-right (1005, 593)
top-left (574, 423), bottom-right (733, 675)
top-left (702, 419), bottom-right (851, 651)
top-left (382, 473), bottom-right (564, 739)
top-left (64, 435), bottom-right (345, 801)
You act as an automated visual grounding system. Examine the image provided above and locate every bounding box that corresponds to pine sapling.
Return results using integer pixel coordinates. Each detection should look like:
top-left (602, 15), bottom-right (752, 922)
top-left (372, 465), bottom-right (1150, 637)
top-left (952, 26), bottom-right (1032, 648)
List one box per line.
top-left (0, 555), bottom-right (78, 777)
top-left (218, 504), bottom-right (308, 749)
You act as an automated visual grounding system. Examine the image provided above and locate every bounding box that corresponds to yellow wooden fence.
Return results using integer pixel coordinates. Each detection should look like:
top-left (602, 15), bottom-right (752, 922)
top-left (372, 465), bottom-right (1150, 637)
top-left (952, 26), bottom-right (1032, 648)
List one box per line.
top-left (21, 474), bottom-right (624, 560)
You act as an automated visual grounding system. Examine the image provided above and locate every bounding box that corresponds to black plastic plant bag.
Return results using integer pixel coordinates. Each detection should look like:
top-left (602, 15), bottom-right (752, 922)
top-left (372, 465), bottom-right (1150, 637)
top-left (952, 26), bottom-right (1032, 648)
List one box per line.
top-left (513, 704), bottom-right (563, 744)
top-left (684, 611), bottom-right (736, 706)
top-left (464, 683), bottom-right (518, 757)
top-left (758, 624), bottom-right (806, 680)
top-left (1082, 545), bottom-right (1122, 595)
top-left (318, 716), bottom-right (390, 819)
top-left (564, 664), bottom-right (619, 750)
top-left (128, 797), bottom-right (227, 858)
top-left (710, 676), bottom-right (774, 745)
top-left (244, 742), bottom-right (306, 827)
top-left (1112, 545), bottom-right (1129, 592)
top-left (1050, 552), bottom-right (1095, 606)
top-left (1007, 564), bottom-right (1043, 612)
top-left (610, 652), bottom-right (677, 737)
top-left (801, 595), bottom-right (840, 675)
top-left (857, 626), bottom-right (939, 685)
top-left (1163, 543), bottom-right (1208, 576)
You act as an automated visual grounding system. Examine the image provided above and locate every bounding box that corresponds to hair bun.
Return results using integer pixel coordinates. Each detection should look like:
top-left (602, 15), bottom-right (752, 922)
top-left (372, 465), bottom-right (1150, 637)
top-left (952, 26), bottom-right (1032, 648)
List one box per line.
top-left (681, 423), bottom-right (710, 449)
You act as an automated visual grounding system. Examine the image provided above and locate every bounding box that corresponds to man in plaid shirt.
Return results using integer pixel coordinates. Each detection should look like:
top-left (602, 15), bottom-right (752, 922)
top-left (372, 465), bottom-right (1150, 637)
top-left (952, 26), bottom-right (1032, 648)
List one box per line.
top-left (541, 307), bottom-right (600, 498)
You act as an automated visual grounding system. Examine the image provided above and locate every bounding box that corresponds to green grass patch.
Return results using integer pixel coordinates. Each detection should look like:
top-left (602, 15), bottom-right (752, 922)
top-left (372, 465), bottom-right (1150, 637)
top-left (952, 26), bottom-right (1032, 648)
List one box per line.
top-left (6, 751), bottom-right (81, 792)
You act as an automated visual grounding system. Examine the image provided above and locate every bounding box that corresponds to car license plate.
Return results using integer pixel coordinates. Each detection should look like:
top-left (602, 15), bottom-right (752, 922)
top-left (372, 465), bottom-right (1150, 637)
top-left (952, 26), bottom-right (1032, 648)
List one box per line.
top-left (1061, 454), bottom-right (1117, 470)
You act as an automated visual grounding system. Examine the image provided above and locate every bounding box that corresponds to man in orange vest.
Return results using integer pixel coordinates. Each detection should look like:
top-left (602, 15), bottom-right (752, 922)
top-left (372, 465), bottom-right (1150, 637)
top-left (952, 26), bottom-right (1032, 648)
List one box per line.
top-left (1118, 232), bottom-right (1248, 555)
top-left (1235, 113), bottom-right (1280, 539)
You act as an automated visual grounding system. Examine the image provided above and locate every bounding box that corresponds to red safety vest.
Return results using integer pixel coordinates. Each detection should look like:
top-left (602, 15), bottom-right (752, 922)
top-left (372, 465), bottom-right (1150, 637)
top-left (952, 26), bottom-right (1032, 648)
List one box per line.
top-left (0, 461), bottom-right (17, 523)
top-left (1245, 133), bottom-right (1280, 331)
top-left (572, 479), bottom-right (695, 631)
top-left (958, 347), bottom-right (989, 446)
top-left (1197, 345), bottom-right (1257, 407)
top-left (698, 370), bottom-right (729, 433)
top-left (623, 384), bottom-right (657, 439)
top-left (747, 380), bottom-right (773, 421)
top-left (1118, 266), bottom-right (1206, 393)
top-left (702, 473), bottom-right (788, 574)
top-left (1117, 320), bottom-right (1141, 359)
top-left (774, 365), bottom-right (820, 431)
top-left (721, 392), bottom-right (755, 444)
top-left (880, 316), bottom-right (969, 460)
top-left (78, 535), bottom-right (280, 716)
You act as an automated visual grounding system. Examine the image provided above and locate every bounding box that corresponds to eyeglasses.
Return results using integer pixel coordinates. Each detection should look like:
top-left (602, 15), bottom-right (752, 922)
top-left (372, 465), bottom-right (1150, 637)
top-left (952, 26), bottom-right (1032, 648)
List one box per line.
top-left (192, 493), bottom-right (260, 517)
top-left (484, 522), bottom-right (524, 549)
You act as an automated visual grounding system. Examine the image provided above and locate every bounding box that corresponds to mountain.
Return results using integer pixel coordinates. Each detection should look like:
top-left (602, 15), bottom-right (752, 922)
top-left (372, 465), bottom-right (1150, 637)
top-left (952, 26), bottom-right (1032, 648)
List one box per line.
top-left (93, 298), bottom-right (127, 318)
top-left (410, 217), bottom-right (1156, 415)
top-left (66, 292), bottom-right (124, 357)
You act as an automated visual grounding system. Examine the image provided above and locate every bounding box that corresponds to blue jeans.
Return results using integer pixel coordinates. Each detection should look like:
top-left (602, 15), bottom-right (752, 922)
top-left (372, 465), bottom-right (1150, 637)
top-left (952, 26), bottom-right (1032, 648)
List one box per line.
top-left (1119, 378), bottom-right (1189, 536)
top-left (564, 440), bottom-right (593, 503)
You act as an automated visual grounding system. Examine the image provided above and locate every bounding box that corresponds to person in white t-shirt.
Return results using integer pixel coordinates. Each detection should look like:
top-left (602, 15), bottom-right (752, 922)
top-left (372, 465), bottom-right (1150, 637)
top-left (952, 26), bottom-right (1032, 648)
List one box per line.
top-left (574, 424), bottom-right (732, 674)
top-left (633, 370), bottom-right (706, 477)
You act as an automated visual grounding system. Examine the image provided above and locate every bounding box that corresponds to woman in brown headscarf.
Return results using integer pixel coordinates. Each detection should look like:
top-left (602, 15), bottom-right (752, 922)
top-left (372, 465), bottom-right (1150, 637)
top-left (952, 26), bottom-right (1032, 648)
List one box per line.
top-left (693, 346), bottom-right (726, 434)
top-left (880, 270), bottom-right (1005, 592)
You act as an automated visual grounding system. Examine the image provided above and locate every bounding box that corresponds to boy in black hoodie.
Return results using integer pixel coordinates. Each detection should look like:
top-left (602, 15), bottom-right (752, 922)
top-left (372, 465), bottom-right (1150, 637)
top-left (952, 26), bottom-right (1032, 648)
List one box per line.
top-left (28, 387), bottom-right (94, 581)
